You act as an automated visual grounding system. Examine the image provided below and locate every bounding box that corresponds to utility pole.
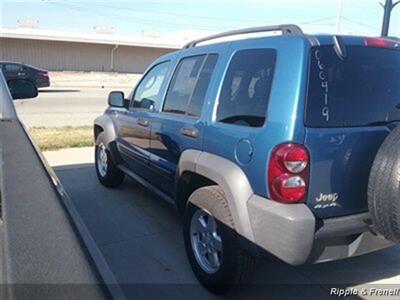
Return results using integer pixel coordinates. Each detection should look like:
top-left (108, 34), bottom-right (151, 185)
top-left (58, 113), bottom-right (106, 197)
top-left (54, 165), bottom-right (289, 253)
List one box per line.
top-left (381, 0), bottom-right (400, 37)
top-left (336, 0), bottom-right (343, 34)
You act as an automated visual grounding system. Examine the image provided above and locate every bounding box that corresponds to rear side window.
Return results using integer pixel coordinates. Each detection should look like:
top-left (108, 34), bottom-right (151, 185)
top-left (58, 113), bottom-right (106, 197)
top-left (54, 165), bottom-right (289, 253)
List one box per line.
top-left (163, 54), bottom-right (218, 117)
top-left (163, 55), bottom-right (205, 115)
top-left (306, 46), bottom-right (400, 127)
top-left (216, 49), bottom-right (276, 127)
top-left (187, 55), bottom-right (218, 117)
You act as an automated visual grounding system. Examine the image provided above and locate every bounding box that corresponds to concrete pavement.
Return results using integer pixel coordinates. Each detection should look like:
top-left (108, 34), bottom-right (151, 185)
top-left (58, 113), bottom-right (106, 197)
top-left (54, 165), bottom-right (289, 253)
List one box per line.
top-left (14, 72), bottom-right (141, 127)
top-left (44, 146), bottom-right (94, 167)
top-left (48, 71), bottom-right (140, 89)
top-left (42, 147), bottom-right (400, 299)
top-left (14, 87), bottom-right (131, 127)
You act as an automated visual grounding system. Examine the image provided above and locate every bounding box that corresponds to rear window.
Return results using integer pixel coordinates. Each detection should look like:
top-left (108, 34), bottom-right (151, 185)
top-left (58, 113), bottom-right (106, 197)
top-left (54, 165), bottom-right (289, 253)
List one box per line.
top-left (306, 45), bottom-right (400, 127)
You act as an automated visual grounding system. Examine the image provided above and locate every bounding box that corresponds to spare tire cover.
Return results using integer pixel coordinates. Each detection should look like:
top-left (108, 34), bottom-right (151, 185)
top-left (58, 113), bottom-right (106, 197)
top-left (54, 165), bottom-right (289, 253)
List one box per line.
top-left (368, 125), bottom-right (400, 243)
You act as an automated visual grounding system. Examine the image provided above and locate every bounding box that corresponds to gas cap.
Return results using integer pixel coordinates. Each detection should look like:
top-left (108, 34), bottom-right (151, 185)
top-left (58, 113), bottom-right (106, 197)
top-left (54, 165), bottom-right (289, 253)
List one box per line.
top-left (235, 139), bottom-right (253, 165)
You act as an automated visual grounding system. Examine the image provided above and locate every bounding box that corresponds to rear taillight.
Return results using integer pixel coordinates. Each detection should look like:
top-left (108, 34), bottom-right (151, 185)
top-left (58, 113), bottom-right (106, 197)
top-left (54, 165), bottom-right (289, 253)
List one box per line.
top-left (268, 143), bottom-right (310, 204)
top-left (38, 71), bottom-right (49, 77)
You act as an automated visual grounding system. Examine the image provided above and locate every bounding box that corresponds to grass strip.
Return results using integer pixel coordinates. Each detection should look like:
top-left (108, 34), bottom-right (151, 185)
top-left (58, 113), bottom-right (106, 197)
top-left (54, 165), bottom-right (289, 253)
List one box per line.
top-left (29, 126), bottom-right (93, 151)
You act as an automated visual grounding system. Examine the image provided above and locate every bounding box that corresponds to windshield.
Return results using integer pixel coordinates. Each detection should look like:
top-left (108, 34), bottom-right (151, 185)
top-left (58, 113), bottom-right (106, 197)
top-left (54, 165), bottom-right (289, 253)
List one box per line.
top-left (305, 45), bottom-right (400, 127)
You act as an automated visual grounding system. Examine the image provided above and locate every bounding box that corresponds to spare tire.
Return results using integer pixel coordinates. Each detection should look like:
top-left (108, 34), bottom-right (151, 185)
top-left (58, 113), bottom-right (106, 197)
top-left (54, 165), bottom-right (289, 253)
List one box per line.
top-left (368, 125), bottom-right (400, 243)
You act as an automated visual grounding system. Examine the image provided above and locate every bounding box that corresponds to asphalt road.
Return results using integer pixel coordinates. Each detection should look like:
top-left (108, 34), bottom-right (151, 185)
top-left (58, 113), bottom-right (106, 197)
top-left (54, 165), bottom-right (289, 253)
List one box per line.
top-left (14, 87), bottom-right (132, 127)
top-left (55, 163), bottom-right (400, 300)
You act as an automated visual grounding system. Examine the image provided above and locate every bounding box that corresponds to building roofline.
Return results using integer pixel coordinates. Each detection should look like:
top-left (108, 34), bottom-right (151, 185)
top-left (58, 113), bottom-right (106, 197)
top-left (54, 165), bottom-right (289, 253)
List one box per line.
top-left (0, 28), bottom-right (181, 50)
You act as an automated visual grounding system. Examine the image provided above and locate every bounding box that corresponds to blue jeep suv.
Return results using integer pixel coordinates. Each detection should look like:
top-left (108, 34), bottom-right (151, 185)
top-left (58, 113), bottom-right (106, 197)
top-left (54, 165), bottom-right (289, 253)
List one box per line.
top-left (94, 25), bottom-right (400, 292)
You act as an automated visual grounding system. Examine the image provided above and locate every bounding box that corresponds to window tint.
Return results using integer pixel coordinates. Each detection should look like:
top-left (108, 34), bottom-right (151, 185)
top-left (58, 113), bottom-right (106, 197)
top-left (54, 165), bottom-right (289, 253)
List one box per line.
top-left (132, 61), bottom-right (170, 110)
top-left (216, 49), bottom-right (276, 127)
top-left (306, 46), bottom-right (400, 127)
top-left (4, 64), bottom-right (21, 72)
top-left (163, 55), bottom-right (205, 115)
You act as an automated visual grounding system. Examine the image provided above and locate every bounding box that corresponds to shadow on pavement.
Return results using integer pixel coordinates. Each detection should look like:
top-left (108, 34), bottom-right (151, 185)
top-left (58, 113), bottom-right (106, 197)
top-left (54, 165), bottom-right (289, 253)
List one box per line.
top-left (54, 163), bottom-right (400, 300)
top-left (39, 89), bottom-right (81, 93)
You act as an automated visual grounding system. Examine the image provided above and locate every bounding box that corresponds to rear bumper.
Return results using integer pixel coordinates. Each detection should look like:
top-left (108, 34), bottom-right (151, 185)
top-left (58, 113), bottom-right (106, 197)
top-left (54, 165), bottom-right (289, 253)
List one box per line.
top-left (247, 195), bottom-right (395, 265)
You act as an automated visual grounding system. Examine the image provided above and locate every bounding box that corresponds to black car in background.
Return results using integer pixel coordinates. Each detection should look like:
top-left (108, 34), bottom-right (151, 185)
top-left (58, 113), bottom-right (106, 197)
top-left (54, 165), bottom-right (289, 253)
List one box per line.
top-left (0, 61), bottom-right (50, 88)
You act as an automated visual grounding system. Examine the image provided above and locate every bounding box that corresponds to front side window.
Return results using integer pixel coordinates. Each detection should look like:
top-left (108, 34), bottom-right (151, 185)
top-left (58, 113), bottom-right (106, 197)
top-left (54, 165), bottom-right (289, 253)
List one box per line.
top-left (216, 49), bottom-right (276, 127)
top-left (132, 61), bottom-right (170, 110)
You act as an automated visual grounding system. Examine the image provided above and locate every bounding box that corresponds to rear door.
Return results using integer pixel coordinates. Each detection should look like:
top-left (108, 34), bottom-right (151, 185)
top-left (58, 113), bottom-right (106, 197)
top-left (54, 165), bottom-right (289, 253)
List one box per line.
top-left (148, 54), bottom-right (218, 195)
top-left (304, 43), bottom-right (400, 218)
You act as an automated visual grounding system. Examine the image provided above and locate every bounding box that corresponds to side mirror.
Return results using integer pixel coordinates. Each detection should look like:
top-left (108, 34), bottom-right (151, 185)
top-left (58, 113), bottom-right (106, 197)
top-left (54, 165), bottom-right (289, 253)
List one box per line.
top-left (108, 91), bottom-right (126, 108)
top-left (8, 79), bottom-right (38, 100)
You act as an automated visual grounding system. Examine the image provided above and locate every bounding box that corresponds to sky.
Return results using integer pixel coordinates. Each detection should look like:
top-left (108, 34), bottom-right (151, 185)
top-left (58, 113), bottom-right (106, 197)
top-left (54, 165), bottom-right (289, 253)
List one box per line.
top-left (1, 0), bottom-right (399, 38)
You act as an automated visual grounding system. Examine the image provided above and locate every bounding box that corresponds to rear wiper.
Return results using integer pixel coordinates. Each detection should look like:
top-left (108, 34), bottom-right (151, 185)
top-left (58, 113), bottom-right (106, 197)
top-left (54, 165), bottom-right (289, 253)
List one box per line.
top-left (364, 121), bottom-right (392, 126)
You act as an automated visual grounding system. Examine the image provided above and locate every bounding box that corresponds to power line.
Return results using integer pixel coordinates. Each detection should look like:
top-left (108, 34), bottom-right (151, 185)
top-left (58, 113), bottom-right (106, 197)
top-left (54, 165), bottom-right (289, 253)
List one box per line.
top-left (49, 1), bottom-right (338, 32)
top-left (49, 1), bottom-right (232, 30)
top-left (26, 0), bottom-right (384, 36)
top-left (51, 1), bottom-right (338, 29)
top-left (90, 4), bottom-right (263, 24)
top-left (93, 3), bottom-right (335, 26)
top-left (341, 16), bottom-right (378, 30)
top-left (70, 1), bottom-right (336, 26)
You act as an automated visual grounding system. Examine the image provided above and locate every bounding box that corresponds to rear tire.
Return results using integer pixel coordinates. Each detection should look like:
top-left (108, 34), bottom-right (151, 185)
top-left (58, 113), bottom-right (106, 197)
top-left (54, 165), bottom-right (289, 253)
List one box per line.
top-left (183, 186), bottom-right (255, 294)
top-left (368, 126), bottom-right (400, 243)
top-left (95, 132), bottom-right (125, 188)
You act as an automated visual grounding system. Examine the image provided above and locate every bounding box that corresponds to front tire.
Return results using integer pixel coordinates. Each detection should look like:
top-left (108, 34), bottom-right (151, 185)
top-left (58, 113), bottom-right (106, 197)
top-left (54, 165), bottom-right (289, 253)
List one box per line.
top-left (183, 186), bottom-right (255, 294)
top-left (95, 133), bottom-right (125, 187)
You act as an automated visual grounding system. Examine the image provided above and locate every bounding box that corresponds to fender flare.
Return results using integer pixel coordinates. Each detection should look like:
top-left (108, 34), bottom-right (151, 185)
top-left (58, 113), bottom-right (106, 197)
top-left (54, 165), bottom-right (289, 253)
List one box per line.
top-left (93, 114), bottom-right (117, 147)
top-left (178, 149), bottom-right (255, 243)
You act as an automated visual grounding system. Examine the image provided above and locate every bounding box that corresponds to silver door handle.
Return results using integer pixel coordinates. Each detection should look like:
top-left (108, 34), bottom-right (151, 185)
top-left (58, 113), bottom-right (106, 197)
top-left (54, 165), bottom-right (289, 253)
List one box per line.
top-left (137, 118), bottom-right (150, 127)
top-left (180, 126), bottom-right (198, 138)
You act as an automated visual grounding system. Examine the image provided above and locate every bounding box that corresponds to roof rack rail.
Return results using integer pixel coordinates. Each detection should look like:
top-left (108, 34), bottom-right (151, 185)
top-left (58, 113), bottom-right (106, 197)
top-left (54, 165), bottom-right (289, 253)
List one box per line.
top-left (183, 24), bottom-right (303, 49)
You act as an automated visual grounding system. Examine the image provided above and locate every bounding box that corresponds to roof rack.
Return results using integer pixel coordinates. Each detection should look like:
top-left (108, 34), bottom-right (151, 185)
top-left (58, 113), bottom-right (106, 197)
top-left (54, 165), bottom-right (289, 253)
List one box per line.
top-left (183, 24), bottom-right (303, 49)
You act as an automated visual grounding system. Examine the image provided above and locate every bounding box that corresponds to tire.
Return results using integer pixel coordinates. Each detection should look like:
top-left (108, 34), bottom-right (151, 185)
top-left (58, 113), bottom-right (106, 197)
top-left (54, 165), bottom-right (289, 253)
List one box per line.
top-left (183, 186), bottom-right (255, 294)
top-left (95, 132), bottom-right (125, 188)
top-left (368, 125), bottom-right (400, 243)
